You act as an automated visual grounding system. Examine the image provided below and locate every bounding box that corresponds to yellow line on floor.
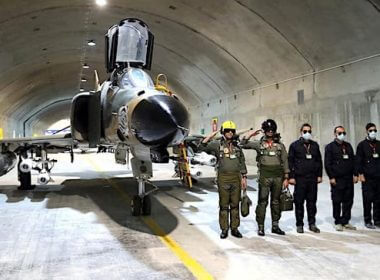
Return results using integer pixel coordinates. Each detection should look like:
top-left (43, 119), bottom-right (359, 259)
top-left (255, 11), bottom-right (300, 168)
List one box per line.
top-left (83, 154), bottom-right (214, 280)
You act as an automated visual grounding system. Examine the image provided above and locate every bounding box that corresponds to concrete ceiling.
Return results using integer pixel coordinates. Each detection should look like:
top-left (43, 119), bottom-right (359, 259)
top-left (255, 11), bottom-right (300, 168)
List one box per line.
top-left (1, 0), bottom-right (380, 133)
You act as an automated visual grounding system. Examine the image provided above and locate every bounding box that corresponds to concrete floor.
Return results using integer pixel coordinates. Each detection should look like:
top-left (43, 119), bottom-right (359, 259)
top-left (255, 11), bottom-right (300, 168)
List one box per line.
top-left (0, 152), bottom-right (380, 280)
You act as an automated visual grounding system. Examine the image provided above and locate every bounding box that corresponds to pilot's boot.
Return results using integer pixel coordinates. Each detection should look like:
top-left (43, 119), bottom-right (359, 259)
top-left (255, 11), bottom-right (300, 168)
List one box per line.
top-left (220, 230), bottom-right (228, 239)
top-left (258, 225), bottom-right (265, 236)
top-left (272, 226), bottom-right (285, 235)
top-left (309, 224), bottom-right (321, 233)
top-left (231, 229), bottom-right (243, 238)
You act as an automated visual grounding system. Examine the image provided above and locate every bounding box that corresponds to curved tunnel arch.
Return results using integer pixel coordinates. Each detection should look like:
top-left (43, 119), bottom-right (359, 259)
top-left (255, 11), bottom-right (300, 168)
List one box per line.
top-left (0, 0), bottom-right (380, 139)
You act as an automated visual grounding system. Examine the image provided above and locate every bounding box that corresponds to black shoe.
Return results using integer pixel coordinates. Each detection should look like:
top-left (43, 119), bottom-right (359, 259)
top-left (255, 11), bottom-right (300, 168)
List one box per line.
top-left (258, 225), bottom-right (265, 236)
top-left (297, 226), bottom-right (304, 233)
top-left (272, 227), bottom-right (285, 235)
top-left (309, 224), bottom-right (320, 233)
top-left (220, 230), bottom-right (228, 239)
top-left (231, 229), bottom-right (243, 238)
top-left (374, 222), bottom-right (380, 228)
top-left (365, 223), bottom-right (376, 229)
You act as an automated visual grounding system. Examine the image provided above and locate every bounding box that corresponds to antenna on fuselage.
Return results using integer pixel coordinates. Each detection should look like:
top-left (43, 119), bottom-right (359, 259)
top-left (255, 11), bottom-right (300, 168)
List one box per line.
top-left (94, 70), bottom-right (101, 91)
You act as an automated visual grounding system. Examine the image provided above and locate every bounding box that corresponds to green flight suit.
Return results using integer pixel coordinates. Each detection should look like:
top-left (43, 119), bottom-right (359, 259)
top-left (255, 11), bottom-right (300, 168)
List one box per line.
top-left (199, 139), bottom-right (247, 230)
top-left (242, 136), bottom-right (289, 227)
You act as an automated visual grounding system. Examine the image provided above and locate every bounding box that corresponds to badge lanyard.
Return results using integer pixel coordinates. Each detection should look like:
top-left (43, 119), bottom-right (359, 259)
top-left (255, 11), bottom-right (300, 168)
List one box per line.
top-left (304, 143), bottom-right (311, 155)
top-left (266, 140), bottom-right (273, 149)
top-left (341, 143), bottom-right (349, 159)
top-left (369, 142), bottom-right (379, 158)
top-left (341, 143), bottom-right (346, 154)
top-left (304, 143), bottom-right (312, 159)
top-left (369, 142), bottom-right (377, 153)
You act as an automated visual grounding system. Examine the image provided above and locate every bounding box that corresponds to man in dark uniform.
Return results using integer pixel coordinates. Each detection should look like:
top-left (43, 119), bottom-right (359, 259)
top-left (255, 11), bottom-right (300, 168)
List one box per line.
top-left (288, 123), bottom-right (323, 233)
top-left (199, 121), bottom-right (248, 238)
top-left (242, 119), bottom-right (289, 236)
top-left (356, 123), bottom-right (380, 229)
top-left (325, 126), bottom-right (358, 231)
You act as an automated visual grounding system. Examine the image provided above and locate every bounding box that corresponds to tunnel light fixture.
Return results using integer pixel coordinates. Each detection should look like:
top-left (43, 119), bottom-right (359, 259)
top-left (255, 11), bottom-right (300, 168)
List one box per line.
top-left (96, 0), bottom-right (107, 6)
top-left (81, 78), bottom-right (87, 82)
top-left (87, 40), bottom-right (96, 46)
top-left (83, 63), bottom-right (90, 69)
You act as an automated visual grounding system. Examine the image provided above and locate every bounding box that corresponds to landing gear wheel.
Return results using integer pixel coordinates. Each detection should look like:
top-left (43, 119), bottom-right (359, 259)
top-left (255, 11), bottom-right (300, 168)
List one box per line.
top-left (142, 195), bottom-right (151, 216)
top-left (18, 171), bottom-right (34, 190)
top-left (131, 195), bottom-right (142, 216)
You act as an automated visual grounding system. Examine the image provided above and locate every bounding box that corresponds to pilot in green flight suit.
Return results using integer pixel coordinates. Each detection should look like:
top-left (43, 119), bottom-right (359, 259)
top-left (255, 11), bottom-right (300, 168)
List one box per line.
top-left (199, 121), bottom-right (248, 239)
top-left (242, 119), bottom-right (289, 236)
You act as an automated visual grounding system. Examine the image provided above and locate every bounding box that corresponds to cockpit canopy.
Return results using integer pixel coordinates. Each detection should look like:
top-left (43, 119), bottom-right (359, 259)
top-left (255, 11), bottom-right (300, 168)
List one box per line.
top-left (119, 68), bottom-right (154, 89)
top-left (105, 18), bottom-right (154, 72)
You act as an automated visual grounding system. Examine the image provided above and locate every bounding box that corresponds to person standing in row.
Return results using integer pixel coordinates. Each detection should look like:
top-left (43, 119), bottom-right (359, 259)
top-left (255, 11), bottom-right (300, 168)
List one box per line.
top-left (356, 123), bottom-right (380, 229)
top-left (325, 126), bottom-right (358, 231)
top-left (199, 121), bottom-right (248, 238)
top-left (242, 119), bottom-right (289, 236)
top-left (288, 123), bottom-right (323, 233)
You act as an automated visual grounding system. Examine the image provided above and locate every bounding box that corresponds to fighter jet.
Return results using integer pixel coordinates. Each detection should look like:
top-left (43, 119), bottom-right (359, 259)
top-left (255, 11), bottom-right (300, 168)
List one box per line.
top-left (0, 18), bottom-right (190, 216)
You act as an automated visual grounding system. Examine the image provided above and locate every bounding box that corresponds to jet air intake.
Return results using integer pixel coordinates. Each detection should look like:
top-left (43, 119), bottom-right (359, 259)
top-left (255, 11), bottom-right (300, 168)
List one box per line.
top-left (131, 95), bottom-right (189, 147)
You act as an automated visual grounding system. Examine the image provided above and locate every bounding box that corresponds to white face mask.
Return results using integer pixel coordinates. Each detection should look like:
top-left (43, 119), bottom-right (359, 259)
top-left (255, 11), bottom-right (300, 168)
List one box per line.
top-left (369, 131), bottom-right (377, 140)
top-left (337, 134), bottom-right (346, 141)
top-left (302, 132), bottom-right (312, 141)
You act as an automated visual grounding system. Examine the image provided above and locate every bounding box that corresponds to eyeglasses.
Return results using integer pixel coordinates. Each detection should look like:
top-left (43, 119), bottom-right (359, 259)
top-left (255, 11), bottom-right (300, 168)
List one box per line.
top-left (369, 129), bottom-right (377, 133)
top-left (224, 129), bottom-right (235, 134)
top-left (337, 132), bottom-right (346, 135)
top-left (302, 130), bottom-right (312, 134)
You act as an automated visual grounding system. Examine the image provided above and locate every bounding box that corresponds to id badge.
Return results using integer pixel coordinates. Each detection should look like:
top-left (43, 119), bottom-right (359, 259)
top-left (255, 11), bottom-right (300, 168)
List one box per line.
top-left (306, 154), bottom-right (312, 159)
top-left (373, 153), bottom-right (379, 159)
top-left (269, 151), bottom-right (276, 156)
top-left (343, 154), bottom-right (349, 160)
top-left (230, 154), bottom-right (236, 159)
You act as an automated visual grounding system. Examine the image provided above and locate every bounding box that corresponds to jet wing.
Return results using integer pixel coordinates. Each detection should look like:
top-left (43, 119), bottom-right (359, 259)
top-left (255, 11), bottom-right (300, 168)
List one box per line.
top-left (0, 133), bottom-right (75, 153)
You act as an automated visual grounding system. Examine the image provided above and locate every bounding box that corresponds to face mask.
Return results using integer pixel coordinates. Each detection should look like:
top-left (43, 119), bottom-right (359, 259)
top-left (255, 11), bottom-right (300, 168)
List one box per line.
top-left (369, 131), bottom-right (377, 140)
top-left (302, 132), bottom-right (312, 141)
top-left (337, 134), bottom-right (346, 141)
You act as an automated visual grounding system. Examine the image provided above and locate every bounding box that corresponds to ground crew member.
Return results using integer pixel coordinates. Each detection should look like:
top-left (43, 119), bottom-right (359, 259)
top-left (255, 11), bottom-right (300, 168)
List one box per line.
top-left (356, 123), bottom-right (380, 229)
top-left (288, 123), bottom-right (322, 233)
top-left (199, 121), bottom-right (247, 239)
top-left (241, 119), bottom-right (289, 236)
top-left (325, 126), bottom-right (358, 231)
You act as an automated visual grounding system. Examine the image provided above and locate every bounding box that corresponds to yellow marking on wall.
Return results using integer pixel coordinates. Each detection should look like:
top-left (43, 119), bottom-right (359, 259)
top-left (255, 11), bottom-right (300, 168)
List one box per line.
top-left (0, 128), bottom-right (3, 140)
top-left (84, 155), bottom-right (214, 280)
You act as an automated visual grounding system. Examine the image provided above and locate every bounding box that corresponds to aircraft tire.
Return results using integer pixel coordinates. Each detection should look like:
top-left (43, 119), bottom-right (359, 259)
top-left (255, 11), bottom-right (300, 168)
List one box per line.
top-left (142, 195), bottom-right (151, 216)
top-left (131, 195), bottom-right (142, 216)
top-left (18, 171), bottom-right (34, 190)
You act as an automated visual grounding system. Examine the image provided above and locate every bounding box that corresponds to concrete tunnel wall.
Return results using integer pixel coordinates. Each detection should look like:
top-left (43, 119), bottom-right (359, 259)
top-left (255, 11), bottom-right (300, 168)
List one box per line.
top-left (190, 55), bottom-right (380, 165)
top-left (1, 0), bottom-right (380, 165)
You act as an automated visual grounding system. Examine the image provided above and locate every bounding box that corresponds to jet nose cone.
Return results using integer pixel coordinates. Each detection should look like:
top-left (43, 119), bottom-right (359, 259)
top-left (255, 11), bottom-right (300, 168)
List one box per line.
top-left (131, 95), bottom-right (189, 147)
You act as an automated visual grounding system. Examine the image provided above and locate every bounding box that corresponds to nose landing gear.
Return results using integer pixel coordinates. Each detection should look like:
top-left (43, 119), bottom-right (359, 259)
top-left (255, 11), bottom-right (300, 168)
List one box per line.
top-left (131, 178), bottom-right (155, 216)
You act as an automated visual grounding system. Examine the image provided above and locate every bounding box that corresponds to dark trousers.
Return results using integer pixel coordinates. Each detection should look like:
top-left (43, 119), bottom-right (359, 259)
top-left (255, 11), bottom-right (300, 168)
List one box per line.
top-left (294, 176), bottom-right (318, 227)
top-left (362, 177), bottom-right (380, 224)
top-left (331, 177), bottom-right (354, 225)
